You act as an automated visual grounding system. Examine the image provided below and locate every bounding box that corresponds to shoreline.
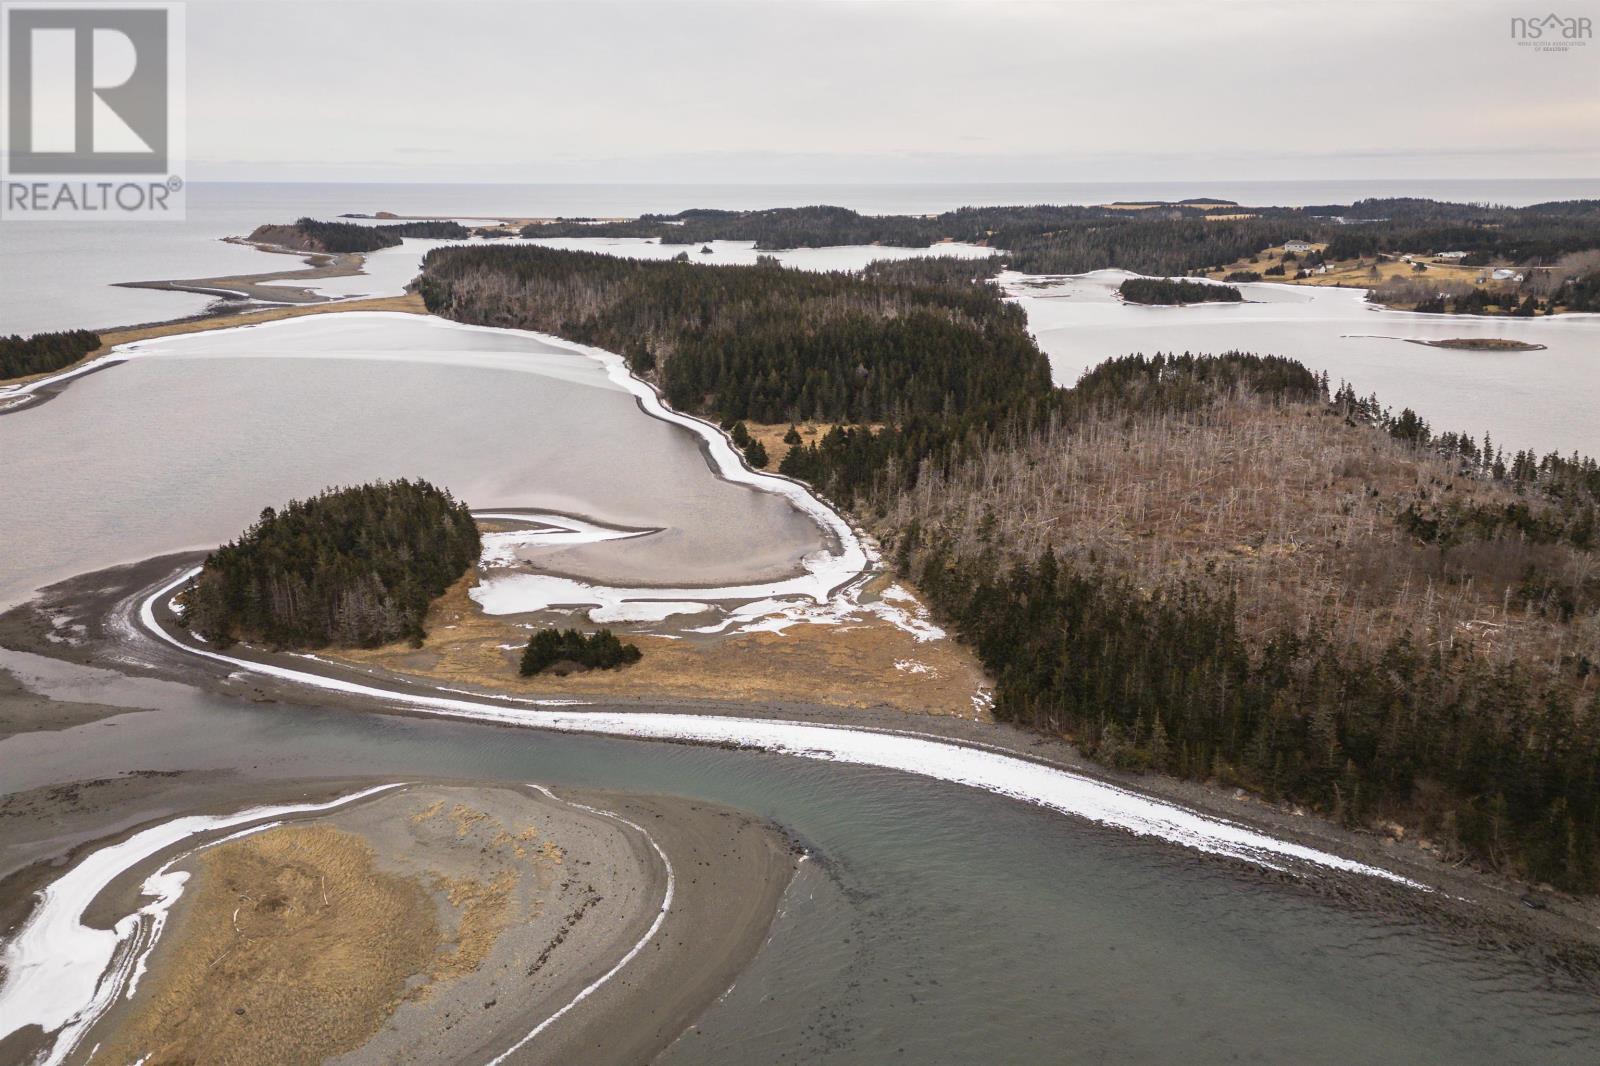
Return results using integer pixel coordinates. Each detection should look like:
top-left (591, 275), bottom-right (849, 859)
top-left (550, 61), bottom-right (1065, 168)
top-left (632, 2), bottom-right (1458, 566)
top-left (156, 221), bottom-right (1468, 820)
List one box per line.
top-left (113, 239), bottom-right (368, 306)
top-left (2, 308), bottom-right (866, 612)
top-left (11, 553), bottom-right (1600, 971)
top-left (5, 300), bottom-right (1597, 915)
top-left (0, 294), bottom-right (429, 407)
top-left (0, 778), bottom-right (794, 1066)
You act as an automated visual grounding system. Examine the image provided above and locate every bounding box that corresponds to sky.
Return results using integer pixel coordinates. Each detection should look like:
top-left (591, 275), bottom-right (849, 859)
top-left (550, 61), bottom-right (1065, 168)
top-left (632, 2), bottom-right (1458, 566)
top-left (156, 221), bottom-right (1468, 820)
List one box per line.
top-left (178, 0), bottom-right (1600, 183)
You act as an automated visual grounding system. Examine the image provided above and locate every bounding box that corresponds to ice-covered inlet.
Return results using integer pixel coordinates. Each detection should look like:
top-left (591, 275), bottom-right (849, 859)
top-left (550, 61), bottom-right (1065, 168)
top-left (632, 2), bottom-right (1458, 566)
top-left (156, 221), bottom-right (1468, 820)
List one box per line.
top-left (0, 784), bottom-right (400, 1066)
top-left (139, 571), bottom-right (1424, 891)
top-left (456, 329), bottom-right (934, 638)
top-left (462, 324), bottom-right (875, 635)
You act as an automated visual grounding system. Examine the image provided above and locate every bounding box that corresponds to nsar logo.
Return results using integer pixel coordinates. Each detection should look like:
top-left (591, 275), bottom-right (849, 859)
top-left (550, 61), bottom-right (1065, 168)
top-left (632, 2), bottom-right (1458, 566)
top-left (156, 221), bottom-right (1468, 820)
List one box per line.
top-left (1510, 12), bottom-right (1592, 50)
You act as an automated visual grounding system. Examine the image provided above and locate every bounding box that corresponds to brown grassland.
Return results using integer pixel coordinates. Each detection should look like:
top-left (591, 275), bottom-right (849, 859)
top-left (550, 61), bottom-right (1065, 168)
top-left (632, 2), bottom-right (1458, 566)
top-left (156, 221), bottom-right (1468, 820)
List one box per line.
top-left (332, 570), bottom-right (990, 718)
top-left (1203, 244), bottom-right (1528, 308)
top-left (94, 825), bottom-right (440, 1066)
top-left (742, 420), bottom-right (881, 471)
top-left (96, 794), bottom-right (569, 1066)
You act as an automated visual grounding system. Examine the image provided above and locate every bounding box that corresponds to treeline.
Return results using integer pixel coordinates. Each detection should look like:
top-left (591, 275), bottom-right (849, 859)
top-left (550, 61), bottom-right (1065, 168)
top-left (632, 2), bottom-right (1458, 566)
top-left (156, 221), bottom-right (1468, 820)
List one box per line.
top-left (519, 203), bottom-right (1317, 274)
top-left (913, 543), bottom-right (1599, 889)
top-left (522, 205), bottom-right (950, 249)
top-left (1322, 198), bottom-right (1600, 263)
top-left (520, 628), bottom-right (641, 675)
top-left (416, 244), bottom-right (1050, 424)
top-left (422, 238), bottom-right (1600, 889)
top-left (516, 198), bottom-right (1600, 281)
top-left (790, 353), bottom-right (1599, 890)
top-left (183, 480), bottom-right (481, 649)
top-left (780, 352), bottom-right (1324, 507)
top-left (0, 329), bottom-right (100, 380)
top-left (1118, 277), bottom-right (1242, 305)
top-left (248, 217), bottom-right (470, 254)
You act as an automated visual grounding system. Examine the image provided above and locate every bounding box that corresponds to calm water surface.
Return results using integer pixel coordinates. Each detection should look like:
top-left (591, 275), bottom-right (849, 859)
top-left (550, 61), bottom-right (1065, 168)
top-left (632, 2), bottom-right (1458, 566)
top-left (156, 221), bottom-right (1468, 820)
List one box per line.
top-left (6, 187), bottom-right (1600, 1063)
top-left (9, 178), bottom-right (1600, 335)
top-left (0, 314), bottom-right (823, 607)
top-left (2, 686), bottom-right (1596, 1066)
top-left (1011, 270), bottom-right (1600, 458)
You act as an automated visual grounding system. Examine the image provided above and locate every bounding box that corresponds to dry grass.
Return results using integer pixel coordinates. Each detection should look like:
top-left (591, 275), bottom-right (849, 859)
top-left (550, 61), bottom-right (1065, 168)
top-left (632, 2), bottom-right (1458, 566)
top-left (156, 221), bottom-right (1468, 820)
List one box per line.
top-left (1205, 244), bottom-right (1509, 300)
top-left (331, 571), bottom-right (989, 718)
top-left (95, 825), bottom-right (440, 1066)
top-left (428, 870), bottom-right (519, 987)
top-left (3, 294), bottom-right (427, 388)
top-left (888, 396), bottom-right (1599, 673)
top-left (98, 794), bottom-right (579, 1064)
top-left (742, 420), bottom-right (877, 471)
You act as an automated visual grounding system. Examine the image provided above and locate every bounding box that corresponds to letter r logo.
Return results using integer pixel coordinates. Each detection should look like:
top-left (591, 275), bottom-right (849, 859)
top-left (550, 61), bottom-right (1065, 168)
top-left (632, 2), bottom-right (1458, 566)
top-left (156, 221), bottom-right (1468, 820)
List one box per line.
top-left (5, 6), bottom-right (168, 173)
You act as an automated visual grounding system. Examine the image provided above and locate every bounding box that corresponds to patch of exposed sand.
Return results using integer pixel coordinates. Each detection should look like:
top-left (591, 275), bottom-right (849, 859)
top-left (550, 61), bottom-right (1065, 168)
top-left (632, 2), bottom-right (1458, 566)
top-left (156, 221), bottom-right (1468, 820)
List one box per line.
top-left (91, 784), bottom-right (754, 1066)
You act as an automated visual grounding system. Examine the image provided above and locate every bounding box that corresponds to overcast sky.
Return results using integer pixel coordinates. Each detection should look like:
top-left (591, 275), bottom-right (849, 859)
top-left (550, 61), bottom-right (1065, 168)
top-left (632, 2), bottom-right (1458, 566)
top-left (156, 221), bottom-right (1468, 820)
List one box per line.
top-left (184, 0), bottom-right (1600, 183)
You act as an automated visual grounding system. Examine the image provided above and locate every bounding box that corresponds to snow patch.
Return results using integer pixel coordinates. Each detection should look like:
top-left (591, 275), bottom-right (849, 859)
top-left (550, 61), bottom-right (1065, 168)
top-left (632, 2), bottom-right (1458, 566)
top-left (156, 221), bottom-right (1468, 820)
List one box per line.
top-left (0, 785), bottom-right (402, 1065)
top-left (137, 571), bottom-right (1428, 895)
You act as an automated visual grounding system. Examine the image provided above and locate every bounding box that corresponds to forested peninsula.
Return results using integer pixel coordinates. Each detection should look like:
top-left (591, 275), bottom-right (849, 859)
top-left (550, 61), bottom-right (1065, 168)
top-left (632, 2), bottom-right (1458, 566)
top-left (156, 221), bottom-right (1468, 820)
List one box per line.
top-left (516, 198), bottom-right (1600, 282)
top-left (417, 245), bottom-right (1047, 424)
top-left (182, 480), bottom-right (481, 649)
top-left (247, 217), bottom-right (470, 255)
top-left (419, 246), bottom-right (1600, 892)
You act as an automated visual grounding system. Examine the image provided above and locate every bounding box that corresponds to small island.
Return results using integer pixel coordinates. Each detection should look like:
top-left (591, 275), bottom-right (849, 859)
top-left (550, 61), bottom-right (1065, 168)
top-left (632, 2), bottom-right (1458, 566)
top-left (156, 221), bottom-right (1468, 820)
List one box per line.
top-left (182, 479), bottom-right (481, 649)
top-left (1408, 337), bottom-right (1546, 352)
top-left (246, 217), bottom-right (471, 255)
top-left (1118, 277), bottom-right (1243, 305)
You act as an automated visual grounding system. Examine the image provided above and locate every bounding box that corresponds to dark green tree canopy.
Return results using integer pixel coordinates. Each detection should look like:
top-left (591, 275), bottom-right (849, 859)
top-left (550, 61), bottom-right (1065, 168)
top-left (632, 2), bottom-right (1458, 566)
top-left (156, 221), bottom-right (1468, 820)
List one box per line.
top-left (184, 479), bottom-right (480, 650)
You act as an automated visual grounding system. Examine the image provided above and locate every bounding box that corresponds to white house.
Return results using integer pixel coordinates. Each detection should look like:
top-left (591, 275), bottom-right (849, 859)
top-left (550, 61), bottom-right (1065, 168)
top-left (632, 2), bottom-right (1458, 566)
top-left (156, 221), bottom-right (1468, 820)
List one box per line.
top-left (1435, 250), bottom-right (1469, 261)
top-left (1491, 268), bottom-right (1517, 281)
top-left (1283, 240), bottom-right (1315, 254)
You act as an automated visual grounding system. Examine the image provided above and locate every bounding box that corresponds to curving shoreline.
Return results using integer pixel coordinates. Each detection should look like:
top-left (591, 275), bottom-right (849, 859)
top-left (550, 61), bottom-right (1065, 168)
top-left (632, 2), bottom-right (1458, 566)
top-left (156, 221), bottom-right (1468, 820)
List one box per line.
top-left (0, 778), bottom-right (795, 1066)
top-left (132, 564), bottom-right (1422, 888)
top-left (0, 784), bottom-right (403, 1065)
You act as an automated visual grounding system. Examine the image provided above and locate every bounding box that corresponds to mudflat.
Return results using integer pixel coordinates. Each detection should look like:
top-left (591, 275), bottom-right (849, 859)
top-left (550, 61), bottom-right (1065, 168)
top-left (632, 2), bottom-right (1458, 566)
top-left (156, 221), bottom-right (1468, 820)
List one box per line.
top-left (71, 783), bottom-right (795, 1065)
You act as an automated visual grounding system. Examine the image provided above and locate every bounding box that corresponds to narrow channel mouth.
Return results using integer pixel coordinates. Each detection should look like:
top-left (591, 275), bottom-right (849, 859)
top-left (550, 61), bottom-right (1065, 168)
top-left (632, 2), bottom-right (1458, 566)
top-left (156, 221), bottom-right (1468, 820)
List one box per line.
top-left (136, 565), bottom-right (1425, 892)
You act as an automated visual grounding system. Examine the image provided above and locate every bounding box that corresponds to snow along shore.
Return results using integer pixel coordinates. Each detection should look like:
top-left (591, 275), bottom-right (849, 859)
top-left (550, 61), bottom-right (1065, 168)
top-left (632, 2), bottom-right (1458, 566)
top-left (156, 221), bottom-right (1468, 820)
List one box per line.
top-left (0, 785), bottom-right (402, 1066)
top-left (139, 568), bottom-right (1425, 891)
top-left (4, 312), bottom-right (913, 637)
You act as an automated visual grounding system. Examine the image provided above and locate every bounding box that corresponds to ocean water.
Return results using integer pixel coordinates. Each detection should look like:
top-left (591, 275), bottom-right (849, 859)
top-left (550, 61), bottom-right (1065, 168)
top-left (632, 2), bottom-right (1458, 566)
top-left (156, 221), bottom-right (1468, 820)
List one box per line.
top-left (0, 314), bottom-right (827, 609)
top-left (1010, 270), bottom-right (1600, 459)
top-left (5, 178), bottom-right (1600, 336)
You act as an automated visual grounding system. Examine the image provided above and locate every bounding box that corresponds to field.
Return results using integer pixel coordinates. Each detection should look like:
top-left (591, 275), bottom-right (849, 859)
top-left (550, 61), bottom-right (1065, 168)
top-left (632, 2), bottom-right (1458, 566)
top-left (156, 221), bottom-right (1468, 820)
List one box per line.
top-left (1205, 243), bottom-right (1521, 307)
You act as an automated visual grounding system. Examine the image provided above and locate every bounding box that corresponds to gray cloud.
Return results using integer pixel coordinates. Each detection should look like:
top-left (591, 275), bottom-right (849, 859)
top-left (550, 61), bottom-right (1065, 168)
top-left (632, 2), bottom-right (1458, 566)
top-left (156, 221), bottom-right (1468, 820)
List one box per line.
top-left (181, 0), bottom-right (1600, 182)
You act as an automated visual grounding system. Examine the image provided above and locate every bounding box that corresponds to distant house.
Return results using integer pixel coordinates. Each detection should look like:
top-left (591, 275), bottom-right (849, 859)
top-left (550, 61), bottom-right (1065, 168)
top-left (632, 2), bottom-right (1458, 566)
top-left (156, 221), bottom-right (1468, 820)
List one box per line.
top-left (1435, 250), bottom-right (1469, 261)
top-left (1491, 268), bottom-right (1517, 281)
top-left (1283, 240), bottom-right (1315, 254)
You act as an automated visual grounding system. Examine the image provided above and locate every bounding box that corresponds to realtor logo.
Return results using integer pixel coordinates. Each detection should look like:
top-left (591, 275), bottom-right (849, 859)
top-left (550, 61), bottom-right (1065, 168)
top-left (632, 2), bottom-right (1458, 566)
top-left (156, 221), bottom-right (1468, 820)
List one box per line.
top-left (1510, 12), bottom-right (1592, 50)
top-left (2, 2), bottom-right (186, 220)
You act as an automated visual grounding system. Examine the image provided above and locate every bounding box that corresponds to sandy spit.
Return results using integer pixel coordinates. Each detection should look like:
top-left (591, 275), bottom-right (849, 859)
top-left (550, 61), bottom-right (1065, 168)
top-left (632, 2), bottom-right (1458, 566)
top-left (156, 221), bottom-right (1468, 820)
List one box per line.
top-left (1, 781), bottom-right (794, 1066)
